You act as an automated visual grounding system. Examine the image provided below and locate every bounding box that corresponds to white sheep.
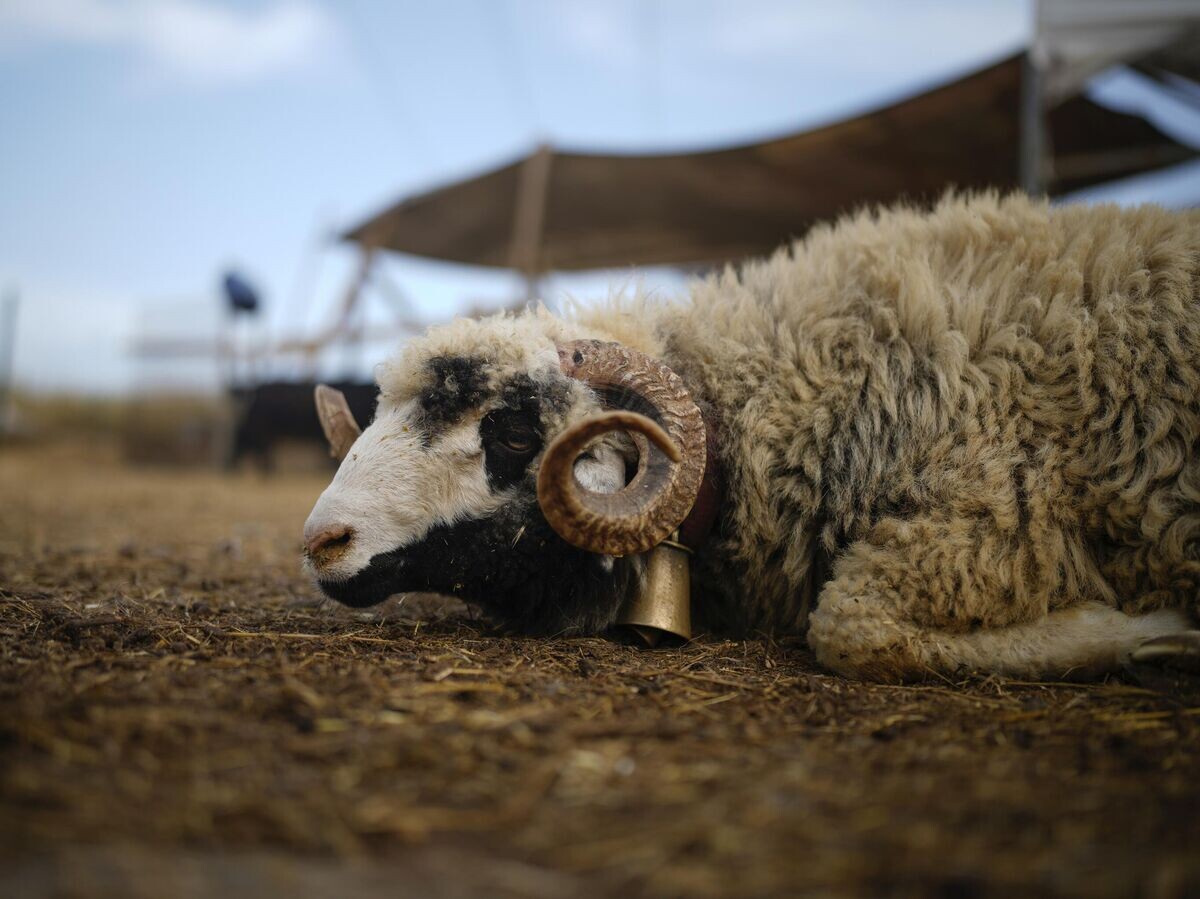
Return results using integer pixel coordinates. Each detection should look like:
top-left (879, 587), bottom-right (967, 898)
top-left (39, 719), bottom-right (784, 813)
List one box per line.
top-left (304, 193), bottom-right (1200, 682)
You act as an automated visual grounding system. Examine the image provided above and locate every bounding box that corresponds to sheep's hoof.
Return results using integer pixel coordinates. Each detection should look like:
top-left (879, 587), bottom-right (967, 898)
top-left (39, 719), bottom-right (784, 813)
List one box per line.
top-left (1129, 631), bottom-right (1200, 672)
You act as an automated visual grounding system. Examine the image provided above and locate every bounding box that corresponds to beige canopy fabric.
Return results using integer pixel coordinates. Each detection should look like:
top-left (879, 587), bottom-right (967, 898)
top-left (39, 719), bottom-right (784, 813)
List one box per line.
top-left (343, 52), bottom-right (1197, 274)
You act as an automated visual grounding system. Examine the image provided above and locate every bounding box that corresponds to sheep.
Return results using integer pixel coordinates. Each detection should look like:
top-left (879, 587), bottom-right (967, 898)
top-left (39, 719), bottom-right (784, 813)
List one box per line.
top-left (303, 192), bottom-right (1200, 682)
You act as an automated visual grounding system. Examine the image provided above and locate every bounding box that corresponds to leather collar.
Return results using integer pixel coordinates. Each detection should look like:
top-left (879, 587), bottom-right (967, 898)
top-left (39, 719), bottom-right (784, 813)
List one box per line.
top-left (676, 410), bottom-right (722, 550)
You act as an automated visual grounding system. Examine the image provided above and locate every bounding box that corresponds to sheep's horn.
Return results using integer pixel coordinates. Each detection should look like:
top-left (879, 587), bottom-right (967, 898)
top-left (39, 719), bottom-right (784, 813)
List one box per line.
top-left (538, 341), bottom-right (706, 556)
top-left (314, 385), bottom-right (362, 461)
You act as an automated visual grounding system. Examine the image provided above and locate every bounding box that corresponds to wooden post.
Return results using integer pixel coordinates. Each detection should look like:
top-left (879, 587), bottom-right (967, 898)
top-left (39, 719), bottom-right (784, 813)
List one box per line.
top-left (0, 286), bottom-right (17, 436)
top-left (1021, 2), bottom-right (1049, 196)
top-left (298, 244), bottom-right (379, 372)
top-left (508, 144), bottom-right (553, 301)
top-left (1020, 49), bottom-right (1046, 196)
top-left (332, 245), bottom-right (378, 340)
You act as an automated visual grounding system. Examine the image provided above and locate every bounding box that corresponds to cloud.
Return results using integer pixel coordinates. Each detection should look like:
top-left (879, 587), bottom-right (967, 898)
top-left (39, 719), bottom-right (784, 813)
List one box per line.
top-left (553, 1), bottom-right (641, 71)
top-left (0, 0), bottom-right (340, 87)
top-left (552, 0), bottom-right (1027, 81)
top-left (703, 0), bottom-right (1026, 75)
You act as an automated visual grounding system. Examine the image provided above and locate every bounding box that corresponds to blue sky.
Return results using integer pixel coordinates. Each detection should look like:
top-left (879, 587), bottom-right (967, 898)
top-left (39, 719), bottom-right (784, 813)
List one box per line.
top-left (1, 0), bottom-right (1197, 393)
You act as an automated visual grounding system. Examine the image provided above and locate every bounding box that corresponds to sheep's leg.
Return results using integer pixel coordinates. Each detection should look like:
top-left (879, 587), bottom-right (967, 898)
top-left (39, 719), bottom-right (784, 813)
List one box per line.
top-left (1130, 631), bottom-right (1200, 671)
top-left (807, 517), bottom-right (1190, 682)
top-left (811, 595), bottom-right (1187, 681)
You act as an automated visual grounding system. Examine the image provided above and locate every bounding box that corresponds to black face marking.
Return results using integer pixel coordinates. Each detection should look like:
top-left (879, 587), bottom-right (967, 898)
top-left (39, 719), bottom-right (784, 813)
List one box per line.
top-left (479, 373), bottom-right (545, 490)
top-left (318, 501), bottom-right (635, 636)
top-left (418, 356), bottom-right (491, 435)
top-left (476, 372), bottom-right (575, 491)
top-left (480, 406), bottom-right (542, 490)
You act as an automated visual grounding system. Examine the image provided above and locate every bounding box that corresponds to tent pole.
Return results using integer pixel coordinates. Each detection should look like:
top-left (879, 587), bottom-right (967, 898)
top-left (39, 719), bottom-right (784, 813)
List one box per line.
top-left (1020, 52), bottom-right (1045, 195)
top-left (509, 143), bottom-right (553, 301)
top-left (318, 245), bottom-right (377, 353)
top-left (524, 272), bottom-right (542, 305)
top-left (334, 245), bottom-right (377, 338)
top-left (1020, 5), bottom-right (1047, 196)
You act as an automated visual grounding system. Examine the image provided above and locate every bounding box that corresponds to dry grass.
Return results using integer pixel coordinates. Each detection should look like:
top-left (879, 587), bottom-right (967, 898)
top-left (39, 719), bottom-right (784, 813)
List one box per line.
top-left (8, 392), bottom-right (230, 466)
top-left (2, 442), bottom-right (1199, 898)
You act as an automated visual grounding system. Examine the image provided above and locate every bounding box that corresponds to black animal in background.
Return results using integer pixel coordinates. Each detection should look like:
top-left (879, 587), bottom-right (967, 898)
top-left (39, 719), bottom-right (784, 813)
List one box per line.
top-left (229, 380), bottom-right (378, 471)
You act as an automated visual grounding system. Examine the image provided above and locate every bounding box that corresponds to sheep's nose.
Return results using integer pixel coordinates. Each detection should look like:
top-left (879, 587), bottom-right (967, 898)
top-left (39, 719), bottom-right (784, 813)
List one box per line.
top-left (305, 525), bottom-right (355, 567)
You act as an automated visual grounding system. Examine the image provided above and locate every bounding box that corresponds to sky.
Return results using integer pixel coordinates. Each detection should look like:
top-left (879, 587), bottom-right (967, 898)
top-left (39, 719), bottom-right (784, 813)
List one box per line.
top-left (1, 0), bottom-right (1198, 393)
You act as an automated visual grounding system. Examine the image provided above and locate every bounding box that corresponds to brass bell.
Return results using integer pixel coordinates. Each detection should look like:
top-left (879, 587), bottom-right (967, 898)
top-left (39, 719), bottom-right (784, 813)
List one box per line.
top-left (616, 532), bottom-right (692, 646)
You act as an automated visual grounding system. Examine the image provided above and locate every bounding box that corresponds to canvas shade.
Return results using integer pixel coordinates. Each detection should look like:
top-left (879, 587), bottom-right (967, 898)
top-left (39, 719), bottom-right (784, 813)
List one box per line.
top-left (343, 52), bottom-right (1197, 273)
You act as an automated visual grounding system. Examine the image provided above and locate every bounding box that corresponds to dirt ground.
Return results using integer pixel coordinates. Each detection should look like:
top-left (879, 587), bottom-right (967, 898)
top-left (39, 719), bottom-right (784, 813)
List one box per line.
top-left (2, 442), bottom-right (1199, 898)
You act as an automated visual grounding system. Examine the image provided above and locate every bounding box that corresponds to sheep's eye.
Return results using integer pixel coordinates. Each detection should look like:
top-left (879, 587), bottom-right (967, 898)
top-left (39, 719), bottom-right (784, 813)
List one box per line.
top-left (498, 427), bottom-right (537, 454)
top-left (480, 408), bottom-right (542, 470)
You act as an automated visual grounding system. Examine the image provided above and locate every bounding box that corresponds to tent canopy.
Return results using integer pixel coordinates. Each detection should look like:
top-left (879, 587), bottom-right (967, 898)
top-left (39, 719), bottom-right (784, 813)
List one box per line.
top-left (344, 51), bottom-right (1197, 274)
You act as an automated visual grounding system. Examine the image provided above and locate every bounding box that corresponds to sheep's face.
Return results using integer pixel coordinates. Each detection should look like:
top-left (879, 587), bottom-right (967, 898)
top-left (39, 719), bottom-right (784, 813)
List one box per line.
top-left (303, 316), bottom-right (639, 635)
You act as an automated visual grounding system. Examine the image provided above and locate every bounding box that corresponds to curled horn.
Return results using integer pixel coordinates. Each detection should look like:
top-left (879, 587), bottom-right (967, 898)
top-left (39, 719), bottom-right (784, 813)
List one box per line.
top-left (537, 340), bottom-right (706, 556)
top-left (314, 385), bottom-right (363, 461)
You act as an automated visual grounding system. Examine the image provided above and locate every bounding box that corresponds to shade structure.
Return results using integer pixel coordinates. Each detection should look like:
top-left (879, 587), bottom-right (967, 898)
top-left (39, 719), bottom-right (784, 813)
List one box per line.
top-left (1036, 0), bottom-right (1200, 102)
top-left (343, 52), bottom-right (1197, 274)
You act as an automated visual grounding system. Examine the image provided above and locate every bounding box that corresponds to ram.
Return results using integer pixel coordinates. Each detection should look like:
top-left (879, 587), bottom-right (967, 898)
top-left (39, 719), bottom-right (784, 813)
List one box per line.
top-left (303, 193), bottom-right (1200, 682)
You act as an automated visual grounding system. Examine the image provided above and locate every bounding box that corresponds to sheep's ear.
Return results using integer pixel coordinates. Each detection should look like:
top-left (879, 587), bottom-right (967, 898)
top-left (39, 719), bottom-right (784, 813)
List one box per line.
top-left (314, 385), bottom-right (362, 461)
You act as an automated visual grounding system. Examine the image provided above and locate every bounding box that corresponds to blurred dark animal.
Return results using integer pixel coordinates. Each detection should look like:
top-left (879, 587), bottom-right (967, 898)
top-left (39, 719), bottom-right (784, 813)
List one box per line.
top-left (229, 381), bottom-right (377, 471)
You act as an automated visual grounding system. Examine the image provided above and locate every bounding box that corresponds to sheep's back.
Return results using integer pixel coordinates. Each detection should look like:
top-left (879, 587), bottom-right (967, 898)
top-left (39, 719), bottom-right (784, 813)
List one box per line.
top-left (667, 193), bottom-right (1200, 633)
